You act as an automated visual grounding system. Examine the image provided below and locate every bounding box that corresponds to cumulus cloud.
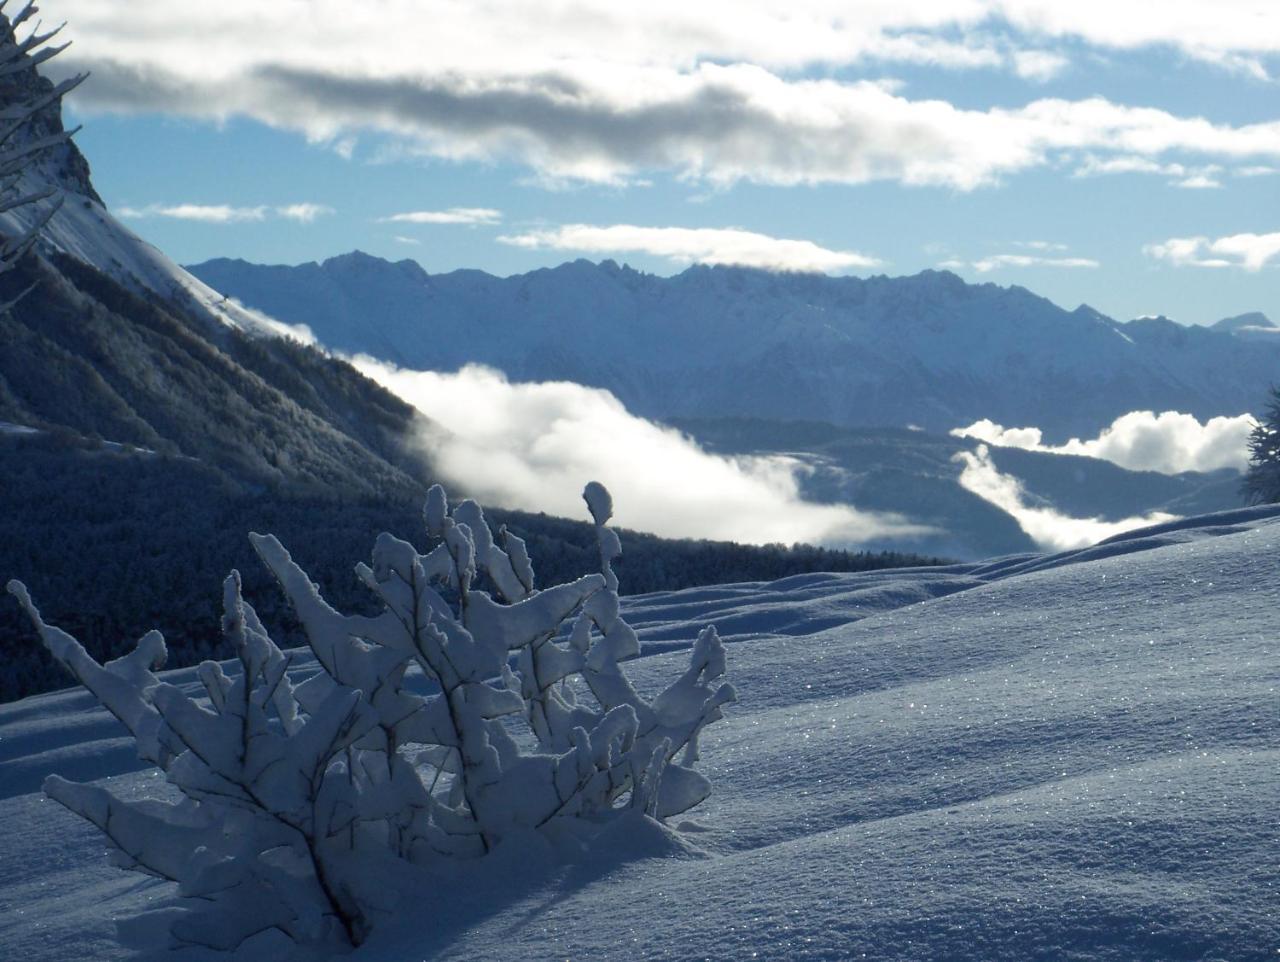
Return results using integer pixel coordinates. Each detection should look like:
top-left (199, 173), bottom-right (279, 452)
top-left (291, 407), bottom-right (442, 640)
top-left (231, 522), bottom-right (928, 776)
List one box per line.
top-left (995, 2), bottom-right (1280, 75)
top-left (50, 3), bottom-right (1280, 90)
top-left (378, 207), bottom-right (502, 226)
top-left (952, 410), bottom-right (1257, 474)
top-left (347, 359), bottom-right (930, 546)
top-left (1145, 232), bottom-right (1280, 271)
top-left (498, 224), bottom-right (882, 272)
top-left (43, 3), bottom-right (1280, 191)
top-left (117, 202), bottom-right (333, 224)
top-left (954, 444), bottom-right (1178, 552)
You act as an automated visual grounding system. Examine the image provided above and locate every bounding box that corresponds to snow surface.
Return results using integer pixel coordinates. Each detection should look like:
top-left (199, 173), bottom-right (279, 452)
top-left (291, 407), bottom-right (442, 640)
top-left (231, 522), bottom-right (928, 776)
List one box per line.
top-left (1, 507), bottom-right (1278, 960)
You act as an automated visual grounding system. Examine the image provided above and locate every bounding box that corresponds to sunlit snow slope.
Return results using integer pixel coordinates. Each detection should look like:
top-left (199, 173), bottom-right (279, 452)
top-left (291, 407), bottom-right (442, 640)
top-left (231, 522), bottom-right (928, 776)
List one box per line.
top-left (1, 507), bottom-right (1277, 961)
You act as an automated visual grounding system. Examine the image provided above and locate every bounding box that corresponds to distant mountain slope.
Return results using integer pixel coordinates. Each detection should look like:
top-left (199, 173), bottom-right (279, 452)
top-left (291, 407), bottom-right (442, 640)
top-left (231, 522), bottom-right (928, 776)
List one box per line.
top-left (188, 252), bottom-right (1280, 440)
top-left (0, 252), bottom-right (428, 497)
top-left (1212, 310), bottom-right (1273, 331)
top-left (671, 418), bottom-right (1240, 559)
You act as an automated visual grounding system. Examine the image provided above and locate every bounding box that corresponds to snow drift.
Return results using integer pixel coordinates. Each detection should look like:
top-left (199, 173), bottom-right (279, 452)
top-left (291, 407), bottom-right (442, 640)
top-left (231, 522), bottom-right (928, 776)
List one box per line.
top-left (3, 505), bottom-right (1277, 960)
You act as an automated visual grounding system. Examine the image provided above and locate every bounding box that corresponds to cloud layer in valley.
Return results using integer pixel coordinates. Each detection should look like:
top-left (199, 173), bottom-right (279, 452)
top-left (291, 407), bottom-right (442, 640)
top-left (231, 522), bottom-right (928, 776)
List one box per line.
top-left (498, 225), bottom-right (882, 272)
top-left (349, 359), bottom-right (930, 547)
top-left (952, 410), bottom-right (1256, 474)
top-left (954, 444), bottom-right (1178, 552)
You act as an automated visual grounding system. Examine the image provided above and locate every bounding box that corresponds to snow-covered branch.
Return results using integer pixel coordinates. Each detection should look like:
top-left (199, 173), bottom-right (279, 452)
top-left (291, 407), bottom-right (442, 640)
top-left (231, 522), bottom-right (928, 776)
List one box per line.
top-left (0, 1), bottom-right (86, 302)
top-left (11, 482), bottom-right (735, 949)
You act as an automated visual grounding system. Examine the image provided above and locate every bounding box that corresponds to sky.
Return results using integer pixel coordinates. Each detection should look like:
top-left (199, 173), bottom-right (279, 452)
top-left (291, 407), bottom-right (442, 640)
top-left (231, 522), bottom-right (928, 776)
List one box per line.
top-left (42, 1), bottom-right (1280, 325)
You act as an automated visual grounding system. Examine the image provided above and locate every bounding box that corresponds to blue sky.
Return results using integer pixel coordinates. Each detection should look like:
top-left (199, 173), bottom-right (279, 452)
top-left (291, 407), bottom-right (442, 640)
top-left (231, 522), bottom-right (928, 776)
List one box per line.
top-left (49, 1), bottom-right (1280, 325)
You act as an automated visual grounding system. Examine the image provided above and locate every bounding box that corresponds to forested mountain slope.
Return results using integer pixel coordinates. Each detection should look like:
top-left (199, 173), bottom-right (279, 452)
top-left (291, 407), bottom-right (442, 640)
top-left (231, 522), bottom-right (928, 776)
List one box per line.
top-left (0, 251), bottom-right (428, 497)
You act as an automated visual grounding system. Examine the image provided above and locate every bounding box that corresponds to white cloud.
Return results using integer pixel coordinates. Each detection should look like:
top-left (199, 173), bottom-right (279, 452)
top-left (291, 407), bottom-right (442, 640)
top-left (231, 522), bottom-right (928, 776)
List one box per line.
top-left (393, 235), bottom-right (422, 246)
top-left (51, 3), bottom-right (1280, 90)
top-left (48, 3), bottom-right (1280, 191)
top-left (276, 202), bottom-right (335, 222)
top-left (498, 224), bottom-right (882, 272)
top-left (1073, 155), bottom-right (1182, 177)
top-left (954, 444), bottom-right (1178, 552)
top-left (970, 253), bottom-right (1099, 271)
top-left (220, 297), bottom-right (317, 345)
top-left (117, 203), bottom-right (269, 223)
top-left (1073, 154), bottom-right (1234, 187)
top-left (1173, 173), bottom-right (1223, 189)
top-left (348, 359), bottom-right (931, 546)
top-left (1145, 232), bottom-right (1280, 271)
top-left (117, 202), bottom-right (333, 224)
top-left (995, 2), bottom-right (1280, 74)
top-left (952, 410), bottom-right (1257, 474)
top-left (379, 207), bottom-right (502, 226)
top-left (1012, 49), bottom-right (1070, 82)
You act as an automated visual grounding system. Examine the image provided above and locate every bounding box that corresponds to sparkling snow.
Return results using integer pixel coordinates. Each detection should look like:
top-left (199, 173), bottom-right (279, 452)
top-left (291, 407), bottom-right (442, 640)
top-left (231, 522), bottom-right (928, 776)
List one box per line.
top-left (1, 507), bottom-right (1277, 960)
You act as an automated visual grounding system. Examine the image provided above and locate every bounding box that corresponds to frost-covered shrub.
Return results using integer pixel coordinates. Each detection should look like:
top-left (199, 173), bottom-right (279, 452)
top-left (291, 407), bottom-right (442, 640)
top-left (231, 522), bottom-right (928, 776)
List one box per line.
top-left (8, 483), bottom-right (735, 950)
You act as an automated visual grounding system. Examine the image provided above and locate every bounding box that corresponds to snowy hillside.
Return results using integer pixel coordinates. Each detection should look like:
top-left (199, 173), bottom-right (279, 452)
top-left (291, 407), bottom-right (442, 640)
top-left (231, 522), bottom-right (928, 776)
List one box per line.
top-left (3, 505), bottom-right (1277, 960)
top-left (187, 253), bottom-right (1280, 439)
top-left (0, 36), bottom-right (309, 344)
top-left (0, 30), bottom-right (436, 499)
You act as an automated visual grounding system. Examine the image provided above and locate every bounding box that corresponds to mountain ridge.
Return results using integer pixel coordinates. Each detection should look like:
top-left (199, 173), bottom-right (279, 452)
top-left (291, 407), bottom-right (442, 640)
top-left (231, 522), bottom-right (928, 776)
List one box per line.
top-left (187, 252), bottom-right (1279, 441)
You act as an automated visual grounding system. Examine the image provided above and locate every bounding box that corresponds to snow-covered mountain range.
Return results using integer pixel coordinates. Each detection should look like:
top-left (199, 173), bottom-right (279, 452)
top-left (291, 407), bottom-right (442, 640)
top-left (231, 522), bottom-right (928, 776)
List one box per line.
top-left (187, 252), bottom-right (1278, 440)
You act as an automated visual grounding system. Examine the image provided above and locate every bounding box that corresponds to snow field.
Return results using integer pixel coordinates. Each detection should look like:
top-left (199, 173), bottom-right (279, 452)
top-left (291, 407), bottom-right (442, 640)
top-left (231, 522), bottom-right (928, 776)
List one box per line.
top-left (1, 507), bottom-right (1277, 960)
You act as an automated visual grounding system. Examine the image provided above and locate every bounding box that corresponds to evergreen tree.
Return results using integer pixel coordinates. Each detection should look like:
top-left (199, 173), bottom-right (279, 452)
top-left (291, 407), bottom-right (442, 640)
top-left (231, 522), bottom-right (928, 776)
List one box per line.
top-left (1242, 387), bottom-right (1280, 504)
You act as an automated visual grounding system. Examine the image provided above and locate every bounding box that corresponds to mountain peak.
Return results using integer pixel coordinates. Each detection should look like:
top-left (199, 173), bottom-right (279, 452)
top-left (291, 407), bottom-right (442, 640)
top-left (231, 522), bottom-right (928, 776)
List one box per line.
top-left (1212, 311), bottom-right (1275, 332)
top-left (323, 250), bottom-right (384, 270)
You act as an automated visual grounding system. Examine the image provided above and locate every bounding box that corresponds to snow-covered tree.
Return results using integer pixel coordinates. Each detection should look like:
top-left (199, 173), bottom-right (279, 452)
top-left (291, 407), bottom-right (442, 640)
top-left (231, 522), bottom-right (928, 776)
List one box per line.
top-left (9, 483), bottom-right (735, 950)
top-left (0, 1), bottom-right (84, 302)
